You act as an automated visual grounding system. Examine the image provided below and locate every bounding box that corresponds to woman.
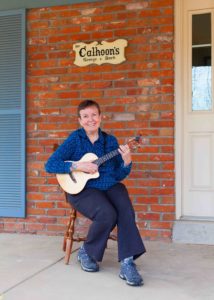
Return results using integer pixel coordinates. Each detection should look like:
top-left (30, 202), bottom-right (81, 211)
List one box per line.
top-left (45, 100), bottom-right (146, 286)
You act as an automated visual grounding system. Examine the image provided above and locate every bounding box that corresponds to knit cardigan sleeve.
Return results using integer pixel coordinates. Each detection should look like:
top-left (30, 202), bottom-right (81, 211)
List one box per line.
top-left (45, 133), bottom-right (76, 174)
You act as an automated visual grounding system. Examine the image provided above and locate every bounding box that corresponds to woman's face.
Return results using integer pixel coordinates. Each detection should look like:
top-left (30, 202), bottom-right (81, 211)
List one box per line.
top-left (78, 105), bottom-right (101, 135)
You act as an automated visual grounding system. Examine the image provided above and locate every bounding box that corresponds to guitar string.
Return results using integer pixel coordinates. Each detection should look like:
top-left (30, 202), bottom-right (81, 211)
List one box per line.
top-left (93, 149), bottom-right (119, 166)
top-left (93, 136), bottom-right (140, 167)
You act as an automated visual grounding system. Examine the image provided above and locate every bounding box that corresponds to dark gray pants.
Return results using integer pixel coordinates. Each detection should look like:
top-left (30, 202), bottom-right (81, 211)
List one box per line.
top-left (67, 183), bottom-right (146, 262)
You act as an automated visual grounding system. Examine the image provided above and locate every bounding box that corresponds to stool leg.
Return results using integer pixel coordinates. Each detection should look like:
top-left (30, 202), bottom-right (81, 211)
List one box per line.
top-left (65, 238), bottom-right (73, 265)
top-left (63, 212), bottom-right (72, 252)
top-left (64, 207), bottom-right (77, 265)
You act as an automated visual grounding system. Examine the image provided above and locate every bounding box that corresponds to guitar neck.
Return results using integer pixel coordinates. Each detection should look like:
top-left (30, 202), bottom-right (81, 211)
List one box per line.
top-left (93, 149), bottom-right (119, 167)
top-left (92, 135), bottom-right (141, 167)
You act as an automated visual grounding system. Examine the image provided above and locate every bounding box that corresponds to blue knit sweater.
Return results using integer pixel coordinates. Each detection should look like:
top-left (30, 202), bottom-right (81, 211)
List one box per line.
top-left (45, 128), bottom-right (132, 191)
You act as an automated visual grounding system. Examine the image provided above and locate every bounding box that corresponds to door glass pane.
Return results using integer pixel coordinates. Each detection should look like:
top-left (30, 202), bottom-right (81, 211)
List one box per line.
top-left (192, 13), bottom-right (212, 111)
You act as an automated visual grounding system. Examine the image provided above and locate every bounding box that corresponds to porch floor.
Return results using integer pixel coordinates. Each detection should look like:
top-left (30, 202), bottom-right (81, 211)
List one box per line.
top-left (0, 233), bottom-right (214, 300)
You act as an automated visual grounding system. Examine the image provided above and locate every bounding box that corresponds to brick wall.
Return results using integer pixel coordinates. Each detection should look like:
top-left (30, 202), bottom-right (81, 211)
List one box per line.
top-left (1, 0), bottom-right (175, 240)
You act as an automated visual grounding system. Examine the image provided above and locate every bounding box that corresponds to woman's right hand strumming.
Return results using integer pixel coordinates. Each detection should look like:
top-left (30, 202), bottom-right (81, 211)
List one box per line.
top-left (70, 161), bottom-right (98, 174)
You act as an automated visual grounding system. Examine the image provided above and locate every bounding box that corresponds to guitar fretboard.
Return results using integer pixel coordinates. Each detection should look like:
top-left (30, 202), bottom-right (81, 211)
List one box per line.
top-left (93, 149), bottom-right (119, 167)
top-left (92, 136), bottom-right (140, 167)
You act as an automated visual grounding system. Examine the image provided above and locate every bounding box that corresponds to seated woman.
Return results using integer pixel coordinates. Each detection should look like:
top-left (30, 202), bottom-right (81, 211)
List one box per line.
top-left (45, 99), bottom-right (146, 286)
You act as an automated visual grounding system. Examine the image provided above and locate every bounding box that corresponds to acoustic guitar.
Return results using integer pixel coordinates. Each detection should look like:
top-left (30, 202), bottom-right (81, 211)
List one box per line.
top-left (56, 136), bottom-right (142, 195)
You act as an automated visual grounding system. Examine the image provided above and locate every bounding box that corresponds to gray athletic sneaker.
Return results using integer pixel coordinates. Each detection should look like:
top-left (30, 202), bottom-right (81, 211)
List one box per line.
top-left (119, 257), bottom-right (143, 286)
top-left (77, 245), bottom-right (99, 272)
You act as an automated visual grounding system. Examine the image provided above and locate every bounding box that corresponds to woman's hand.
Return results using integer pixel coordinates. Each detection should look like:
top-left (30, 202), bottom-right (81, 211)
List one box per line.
top-left (118, 144), bottom-right (132, 166)
top-left (70, 161), bottom-right (98, 174)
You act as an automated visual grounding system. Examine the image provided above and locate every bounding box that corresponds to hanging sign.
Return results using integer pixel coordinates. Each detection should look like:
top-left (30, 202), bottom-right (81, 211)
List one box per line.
top-left (73, 39), bottom-right (128, 66)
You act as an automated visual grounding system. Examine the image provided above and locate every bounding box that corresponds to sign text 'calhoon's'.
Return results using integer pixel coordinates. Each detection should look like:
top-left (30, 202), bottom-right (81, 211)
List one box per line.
top-left (73, 39), bottom-right (128, 66)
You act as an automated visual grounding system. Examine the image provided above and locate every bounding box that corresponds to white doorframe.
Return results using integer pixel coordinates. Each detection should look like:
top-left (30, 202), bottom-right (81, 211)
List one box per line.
top-left (174, 1), bottom-right (214, 245)
top-left (175, 0), bottom-right (183, 219)
top-left (175, 0), bottom-right (214, 220)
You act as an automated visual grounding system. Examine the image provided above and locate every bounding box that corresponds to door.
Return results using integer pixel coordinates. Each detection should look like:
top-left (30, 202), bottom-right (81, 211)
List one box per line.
top-left (182, 0), bottom-right (214, 219)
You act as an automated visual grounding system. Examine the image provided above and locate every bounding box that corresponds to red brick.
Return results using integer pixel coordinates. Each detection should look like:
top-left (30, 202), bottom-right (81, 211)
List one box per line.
top-left (105, 89), bottom-right (125, 97)
top-left (128, 187), bottom-right (149, 195)
top-left (138, 213), bottom-right (160, 220)
top-left (36, 202), bottom-right (55, 209)
top-left (91, 81), bottom-right (112, 89)
top-left (115, 28), bottom-right (137, 37)
top-left (84, 5), bottom-right (103, 13)
top-left (46, 193), bottom-right (65, 201)
top-left (150, 154), bottom-right (174, 162)
top-left (82, 73), bottom-right (101, 81)
top-left (46, 224), bottom-right (66, 231)
top-left (29, 53), bottom-right (47, 60)
top-left (47, 209), bottom-right (66, 216)
top-left (81, 90), bottom-right (103, 98)
top-left (27, 208), bottom-right (46, 215)
top-left (59, 10), bottom-right (81, 18)
top-left (48, 51), bottom-right (69, 59)
top-left (39, 186), bottom-right (59, 193)
top-left (28, 37), bottom-right (47, 45)
top-left (92, 14), bottom-right (115, 23)
top-left (103, 5), bottom-right (125, 12)
top-left (151, 205), bottom-right (175, 212)
top-left (46, 177), bottom-right (58, 185)
top-left (162, 213), bottom-right (175, 221)
top-left (57, 201), bottom-right (70, 209)
top-left (117, 11), bottom-right (137, 19)
top-left (4, 223), bottom-right (25, 232)
top-left (139, 229), bottom-right (159, 239)
top-left (25, 224), bottom-right (45, 232)
top-left (153, 17), bottom-right (173, 25)
top-left (38, 217), bottom-right (57, 223)
top-left (102, 73), bottom-right (125, 80)
top-left (151, 171), bottom-right (174, 179)
top-left (104, 21), bottom-right (125, 30)
top-left (151, 221), bottom-right (172, 229)
top-left (161, 196), bottom-right (175, 204)
top-left (70, 33), bottom-right (92, 41)
top-left (29, 20), bottom-right (49, 30)
top-left (27, 193), bottom-right (45, 201)
top-left (92, 31), bottom-right (113, 39)
top-left (151, 0), bottom-right (173, 8)
top-left (126, 2), bottom-right (149, 10)
top-left (163, 163), bottom-right (174, 170)
top-left (58, 59), bottom-right (73, 67)
top-left (140, 9), bottom-right (162, 17)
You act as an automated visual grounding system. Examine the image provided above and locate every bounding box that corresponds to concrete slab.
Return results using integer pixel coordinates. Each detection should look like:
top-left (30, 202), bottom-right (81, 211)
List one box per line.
top-left (173, 220), bottom-right (214, 245)
top-left (0, 234), bottom-right (64, 293)
top-left (0, 233), bottom-right (214, 300)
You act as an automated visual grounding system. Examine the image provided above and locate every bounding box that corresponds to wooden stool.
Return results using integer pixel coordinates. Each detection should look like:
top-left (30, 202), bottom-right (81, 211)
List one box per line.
top-left (62, 192), bottom-right (117, 265)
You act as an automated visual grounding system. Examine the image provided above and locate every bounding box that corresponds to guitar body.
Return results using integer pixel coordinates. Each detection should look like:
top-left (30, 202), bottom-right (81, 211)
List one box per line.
top-left (56, 153), bottom-right (100, 195)
top-left (56, 135), bottom-right (142, 194)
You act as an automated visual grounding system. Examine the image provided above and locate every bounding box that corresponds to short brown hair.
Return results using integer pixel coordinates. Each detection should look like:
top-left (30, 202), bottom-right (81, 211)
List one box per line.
top-left (77, 100), bottom-right (101, 117)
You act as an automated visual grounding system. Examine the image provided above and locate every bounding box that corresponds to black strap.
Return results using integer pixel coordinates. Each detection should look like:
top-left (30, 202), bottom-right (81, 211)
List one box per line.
top-left (102, 131), bottom-right (108, 154)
